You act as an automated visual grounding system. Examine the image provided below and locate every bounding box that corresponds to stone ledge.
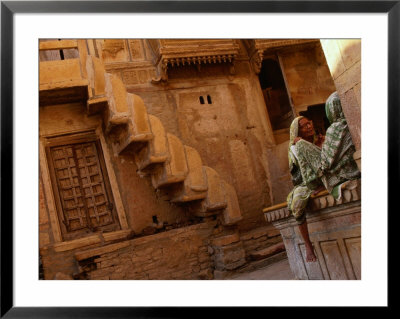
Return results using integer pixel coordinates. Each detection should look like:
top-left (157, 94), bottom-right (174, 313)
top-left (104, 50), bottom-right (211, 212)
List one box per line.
top-left (212, 233), bottom-right (240, 247)
top-left (264, 207), bottom-right (291, 223)
top-left (248, 242), bottom-right (285, 261)
top-left (240, 226), bottom-right (270, 241)
top-left (131, 220), bottom-right (217, 246)
top-left (274, 201), bottom-right (361, 233)
top-left (75, 241), bottom-right (131, 261)
top-left (52, 229), bottom-right (132, 253)
top-left (263, 179), bottom-right (361, 224)
top-left (215, 251), bottom-right (289, 279)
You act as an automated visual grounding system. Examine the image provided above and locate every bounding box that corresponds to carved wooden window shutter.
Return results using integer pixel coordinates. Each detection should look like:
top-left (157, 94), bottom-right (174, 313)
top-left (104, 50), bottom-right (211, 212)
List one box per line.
top-left (46, 135), bottom-right (120, 240)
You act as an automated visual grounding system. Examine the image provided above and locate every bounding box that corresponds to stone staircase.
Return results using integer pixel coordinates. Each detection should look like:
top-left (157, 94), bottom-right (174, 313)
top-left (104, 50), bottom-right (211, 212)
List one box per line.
top-left (84, 55), bottom-right (243, 225)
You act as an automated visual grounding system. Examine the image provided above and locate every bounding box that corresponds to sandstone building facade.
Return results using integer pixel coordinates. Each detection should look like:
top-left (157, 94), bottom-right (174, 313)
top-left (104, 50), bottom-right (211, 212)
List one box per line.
top-left (39, 39), bottom-right (361, 280)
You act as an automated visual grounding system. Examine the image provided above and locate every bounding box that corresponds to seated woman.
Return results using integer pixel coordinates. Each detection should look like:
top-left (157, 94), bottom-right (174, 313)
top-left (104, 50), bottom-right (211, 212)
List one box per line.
top-left (319, 91), bottom-right (360, 198)
top-left (287, 116), bottom-right (323, 262)
top-left (287, 91), bottom-right (360, 262)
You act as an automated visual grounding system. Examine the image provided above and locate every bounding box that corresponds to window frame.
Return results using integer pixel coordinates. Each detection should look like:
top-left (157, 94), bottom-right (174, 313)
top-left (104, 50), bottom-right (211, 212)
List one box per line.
top-left (45, 131), bottom-right (120, 241)
top-left (39, 128), bottom-right (130, 250)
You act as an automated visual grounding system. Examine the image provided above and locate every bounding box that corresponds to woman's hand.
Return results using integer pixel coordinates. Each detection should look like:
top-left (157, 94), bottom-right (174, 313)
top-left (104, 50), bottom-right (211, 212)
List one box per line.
top-left (293, 137), bottom-right (302, 144)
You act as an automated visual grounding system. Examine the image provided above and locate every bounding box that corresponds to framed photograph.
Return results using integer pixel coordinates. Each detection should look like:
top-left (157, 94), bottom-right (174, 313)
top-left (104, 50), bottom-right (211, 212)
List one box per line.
top-left (1, 0), bottom-right (396, 316)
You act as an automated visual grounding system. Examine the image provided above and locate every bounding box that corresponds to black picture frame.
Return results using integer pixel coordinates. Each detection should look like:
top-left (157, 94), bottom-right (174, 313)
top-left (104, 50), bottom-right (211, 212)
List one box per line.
top-left (1, 1), bottom-right (396, 317)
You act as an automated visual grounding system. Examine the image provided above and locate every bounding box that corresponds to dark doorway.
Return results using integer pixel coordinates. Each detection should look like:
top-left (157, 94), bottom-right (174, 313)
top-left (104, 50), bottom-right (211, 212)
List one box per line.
top-left (259, 58), bottom-right (293, 131)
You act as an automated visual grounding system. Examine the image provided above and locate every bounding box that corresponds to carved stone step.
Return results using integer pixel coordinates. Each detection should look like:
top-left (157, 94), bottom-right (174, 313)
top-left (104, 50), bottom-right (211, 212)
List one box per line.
top-left (84, 59), bottom-right (244, 225)
top-left (169, 146), bottom-right (208, 203)
top-left (151, 134), bottom-right (188, 188)
top-left (220, 181), bottom-right (242, 225)
top-left (248, 242), bottom-right (285, 261)
top-left (113, 94), bottom-right (153, 155)
top-left (87, 96), bottom-right (108, 116)
top-left (103, 73), bottom-right (130, 137)
top-left (135, 115), bottom-right (169, 172)
top-left (189, 166), bottom-right (227, 217)
top-left (85, 56), bottom-right (108, 115)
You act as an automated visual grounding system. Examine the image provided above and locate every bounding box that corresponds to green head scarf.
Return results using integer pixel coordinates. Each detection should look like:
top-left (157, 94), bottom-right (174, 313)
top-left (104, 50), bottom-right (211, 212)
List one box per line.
top-left (288, 116), bottom-right (304, 172)
top-left (325, 91), bottom-right (346, 124)
top-left (320, 91), bottom-right (357, 179)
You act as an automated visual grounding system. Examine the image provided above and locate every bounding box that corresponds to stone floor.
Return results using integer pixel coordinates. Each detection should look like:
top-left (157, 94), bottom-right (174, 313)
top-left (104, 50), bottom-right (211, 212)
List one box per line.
top-left (230, 258), bottom-right (295, 280)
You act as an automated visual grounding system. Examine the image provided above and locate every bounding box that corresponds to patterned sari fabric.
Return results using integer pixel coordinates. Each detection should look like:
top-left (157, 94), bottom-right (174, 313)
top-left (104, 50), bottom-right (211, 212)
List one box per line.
top-left (287, 117), bottom-right (322, 224)
top-left (320, 92), bottom-right (360, 193)
top-left (286, 92), bottom-right (360, 224)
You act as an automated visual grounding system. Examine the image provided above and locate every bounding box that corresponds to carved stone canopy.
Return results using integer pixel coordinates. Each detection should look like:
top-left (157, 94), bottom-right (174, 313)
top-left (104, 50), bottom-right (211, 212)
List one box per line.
top-left (148, 39), bottom-right (240, 83)
top-left (244, 39), bottom-right (320, 74)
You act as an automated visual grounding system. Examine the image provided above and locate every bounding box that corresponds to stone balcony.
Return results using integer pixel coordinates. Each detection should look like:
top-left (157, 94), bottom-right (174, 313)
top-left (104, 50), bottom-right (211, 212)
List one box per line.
top-left (147, 39), bottom-right (241, 82)
top-left (263, 179), bottom-right (361, 280)
top-left (39, 40), bottom-right (89, 106)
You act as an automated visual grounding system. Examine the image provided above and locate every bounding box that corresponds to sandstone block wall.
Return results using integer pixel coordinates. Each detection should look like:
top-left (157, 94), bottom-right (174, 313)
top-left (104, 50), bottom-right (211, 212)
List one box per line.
top-left (85, 221), bottom-right (216, 280)
top-left (320, 39), bottom-right (361, 166)
top-left (240, 226), bottom-right (283, 259)
top-left (279, 43), bottom-right (336, 114)
top-left (39, 102), bottom-right (189, 238)
top-left (41, 221), bottom-right (217, 280)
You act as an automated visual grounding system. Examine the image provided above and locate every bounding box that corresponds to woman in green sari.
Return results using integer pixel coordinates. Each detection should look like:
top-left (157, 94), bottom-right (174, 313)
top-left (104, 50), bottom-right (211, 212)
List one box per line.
top-left (287, 91), bottom-right (360, 262)
top-left (319, 92), bottom-right (360, 196)
top-left (287, 116), bottom-right (323, 262)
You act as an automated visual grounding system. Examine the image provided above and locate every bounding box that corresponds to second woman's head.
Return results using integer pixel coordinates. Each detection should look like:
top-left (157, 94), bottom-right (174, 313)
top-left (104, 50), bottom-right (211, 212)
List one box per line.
top-left (298, 117), bottom-right (315, 139)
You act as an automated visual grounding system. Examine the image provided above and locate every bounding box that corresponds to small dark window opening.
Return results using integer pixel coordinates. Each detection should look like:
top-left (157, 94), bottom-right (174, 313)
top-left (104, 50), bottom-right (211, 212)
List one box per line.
top-left (58, 39), bottom-right (65, 60)
top-left (152, 215), bottom-right (159, 224)
top-left (259, 58), bottom-right (293, 131)
top-left (199, 96), bottom-right (205, 104)
top-left (299, 103), bottom-right (330, 136)
top-left (207, 95), bottom-right (212, 104)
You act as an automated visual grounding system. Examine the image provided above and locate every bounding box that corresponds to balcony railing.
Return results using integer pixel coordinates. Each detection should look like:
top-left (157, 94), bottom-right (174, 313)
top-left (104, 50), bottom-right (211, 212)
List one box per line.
top-left (39, 40), bottom-right (89, 106)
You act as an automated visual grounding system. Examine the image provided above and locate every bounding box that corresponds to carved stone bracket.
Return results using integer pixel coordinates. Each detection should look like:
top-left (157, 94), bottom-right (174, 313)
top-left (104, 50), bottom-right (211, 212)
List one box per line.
top-left (151, 60), bottom-right (169, 84)
top-left (250, 50), bottom-right (264, 74)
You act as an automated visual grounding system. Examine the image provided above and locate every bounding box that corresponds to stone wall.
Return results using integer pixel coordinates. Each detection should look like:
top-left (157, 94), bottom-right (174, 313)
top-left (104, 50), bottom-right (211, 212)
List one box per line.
top-left (320, 39), bottom-right (361, 169)
top-left (266, 141), bottom-right (293, 204)
top-left (38, 70), bottom-right (283, 280)
top-left (41, 219), bottom-right (289, 280)
top-left (41, 221), bottom-right (217, 280)
top-left (39, 102), bottom-right (189, 238)
top-left (279, 43), bottom-right (336, 114)
top-left (240, 225), bottom-right (282, 259)
top-left (92, 40), bottom-right (280, 231)
top-left (80, 221), bottom-right (217, 280)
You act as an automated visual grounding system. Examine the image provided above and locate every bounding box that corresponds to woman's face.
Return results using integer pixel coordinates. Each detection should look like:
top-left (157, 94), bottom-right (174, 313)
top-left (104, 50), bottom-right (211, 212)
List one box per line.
top-left (298, 117), bottom-right (315, 138)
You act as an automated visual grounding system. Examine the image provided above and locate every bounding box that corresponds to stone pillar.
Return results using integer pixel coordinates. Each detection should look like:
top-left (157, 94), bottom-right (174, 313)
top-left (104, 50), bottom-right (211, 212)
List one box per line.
top-left (320, 40), bottom-right (361, 170)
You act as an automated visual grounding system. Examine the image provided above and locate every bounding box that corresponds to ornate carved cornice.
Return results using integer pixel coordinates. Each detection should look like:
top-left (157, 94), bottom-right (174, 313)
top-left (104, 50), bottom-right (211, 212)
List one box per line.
top-left (148, 39), bottom-right (240, 83)
top-left (246, 39), bottom-right (319, 74)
